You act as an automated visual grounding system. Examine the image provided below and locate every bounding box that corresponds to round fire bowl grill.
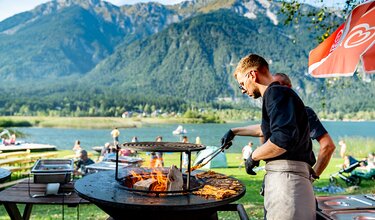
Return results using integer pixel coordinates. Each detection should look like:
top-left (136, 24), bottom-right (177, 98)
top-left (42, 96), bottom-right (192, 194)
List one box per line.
top-left (117, 167), bottom-right (204, 195)
top-left (75, 171), bottom-right (246, 220)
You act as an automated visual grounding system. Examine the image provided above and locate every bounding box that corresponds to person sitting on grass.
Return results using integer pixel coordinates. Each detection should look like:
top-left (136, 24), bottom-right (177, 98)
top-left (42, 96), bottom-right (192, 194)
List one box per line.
top-left (74, 150), bottom-right (95, 176)
top-left (351, 152), bottom-right (375, 179)
top-left (103, 146), bottom-right (117, 161)
top-left (100, 142), bottom-right (111, 157)
top-left (339, 140), bottom-right (360, 169)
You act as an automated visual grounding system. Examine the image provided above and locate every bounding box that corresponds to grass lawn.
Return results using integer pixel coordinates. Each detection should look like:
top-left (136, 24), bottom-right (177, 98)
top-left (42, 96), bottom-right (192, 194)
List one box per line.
top-left (0, 152), bottom-right (374, 220)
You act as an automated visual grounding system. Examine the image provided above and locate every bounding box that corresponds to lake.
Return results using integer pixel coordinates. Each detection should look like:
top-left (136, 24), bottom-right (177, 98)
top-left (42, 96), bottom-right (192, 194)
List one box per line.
top-left (16, 121), bottom-right (375, 153)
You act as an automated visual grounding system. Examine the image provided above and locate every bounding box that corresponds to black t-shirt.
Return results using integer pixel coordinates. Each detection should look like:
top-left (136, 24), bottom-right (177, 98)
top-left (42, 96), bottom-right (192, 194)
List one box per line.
top-left (261, 82), bottom-right (316, 166)
top-left (76, 158), bottom-right (95, 170)
top-left (305, 106), bottom-right (327, 140)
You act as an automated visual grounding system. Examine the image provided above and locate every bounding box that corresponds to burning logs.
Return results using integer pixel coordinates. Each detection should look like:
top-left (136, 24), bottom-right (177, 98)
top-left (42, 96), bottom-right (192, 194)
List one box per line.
top-left (133, 178), bottom-right (158, 191)
top-left (124, 166), bottom-right (184, 193)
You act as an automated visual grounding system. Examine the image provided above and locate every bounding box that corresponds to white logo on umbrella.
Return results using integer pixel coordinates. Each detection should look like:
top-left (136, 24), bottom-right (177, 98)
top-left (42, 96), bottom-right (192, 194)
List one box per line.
top-left (344, 23), bottom-right (375, 48)
top-left (329, 29), bottom-right (344, 53)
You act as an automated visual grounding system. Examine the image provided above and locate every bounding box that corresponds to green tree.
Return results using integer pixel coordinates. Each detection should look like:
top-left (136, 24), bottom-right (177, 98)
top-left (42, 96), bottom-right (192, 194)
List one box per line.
top-left (278, 0), bottom-right (364, 41)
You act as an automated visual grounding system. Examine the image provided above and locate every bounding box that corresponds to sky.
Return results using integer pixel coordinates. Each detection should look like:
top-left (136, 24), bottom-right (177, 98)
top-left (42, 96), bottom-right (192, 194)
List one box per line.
top-left (0, 0), bottom-right (346, 22)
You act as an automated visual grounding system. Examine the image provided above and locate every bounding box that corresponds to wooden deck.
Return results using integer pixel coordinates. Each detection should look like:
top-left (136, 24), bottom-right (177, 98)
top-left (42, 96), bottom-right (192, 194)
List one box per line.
top-left (0, 143), bottom-right (56, 152)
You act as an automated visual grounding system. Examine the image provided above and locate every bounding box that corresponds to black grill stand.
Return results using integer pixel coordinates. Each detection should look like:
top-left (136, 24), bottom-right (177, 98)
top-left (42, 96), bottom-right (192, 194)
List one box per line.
top-left (114, 142), bottom-right (206, 195)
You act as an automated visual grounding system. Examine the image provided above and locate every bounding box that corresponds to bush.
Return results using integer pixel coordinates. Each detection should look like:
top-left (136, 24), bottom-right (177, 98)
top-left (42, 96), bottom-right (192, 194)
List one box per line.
top-left (0, 119), bottom-right (32, 127)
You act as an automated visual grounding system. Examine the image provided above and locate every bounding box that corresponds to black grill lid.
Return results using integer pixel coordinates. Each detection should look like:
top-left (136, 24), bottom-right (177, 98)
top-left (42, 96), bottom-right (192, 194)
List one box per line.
top-left (122, 142), bottom-right (206, 152)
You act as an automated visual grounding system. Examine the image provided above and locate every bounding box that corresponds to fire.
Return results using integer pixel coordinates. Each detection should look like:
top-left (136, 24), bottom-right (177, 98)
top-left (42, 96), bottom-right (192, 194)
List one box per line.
top-left (130, 168), bottom-right (168, 192)
top-left (150, 169), bottom-right (167, 191)
top-left (150, 158), bottom-right (163, 168)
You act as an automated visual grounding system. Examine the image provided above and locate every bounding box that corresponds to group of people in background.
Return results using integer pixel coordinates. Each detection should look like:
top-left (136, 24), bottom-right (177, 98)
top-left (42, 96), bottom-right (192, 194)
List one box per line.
top-left (1, 133), bottom-right (16, 146)
top-left (73, 127), bottom-right (196, 174)
top-left (150, 135), bottom-right (202, 168)
top-left (72, 128), bottom-right (123, 176)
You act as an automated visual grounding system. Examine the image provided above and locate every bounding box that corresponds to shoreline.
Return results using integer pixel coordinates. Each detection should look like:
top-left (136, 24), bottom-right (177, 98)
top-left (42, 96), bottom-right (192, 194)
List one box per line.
top-left (321, 119), bottom-right (375, 122)
top-left (0, 116), bottom-right (191, 129)
top-left (1, 116), bottom-right (374, 129)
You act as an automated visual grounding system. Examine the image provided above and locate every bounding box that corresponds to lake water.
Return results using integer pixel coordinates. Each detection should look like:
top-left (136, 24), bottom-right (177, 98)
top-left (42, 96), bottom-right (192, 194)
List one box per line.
top-left (16, 121), bottom-right (375, 153)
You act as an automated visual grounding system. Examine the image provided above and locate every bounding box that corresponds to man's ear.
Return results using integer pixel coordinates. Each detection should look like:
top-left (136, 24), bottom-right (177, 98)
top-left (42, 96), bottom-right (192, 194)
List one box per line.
top-left (249, 70), bottom-right (257, 82)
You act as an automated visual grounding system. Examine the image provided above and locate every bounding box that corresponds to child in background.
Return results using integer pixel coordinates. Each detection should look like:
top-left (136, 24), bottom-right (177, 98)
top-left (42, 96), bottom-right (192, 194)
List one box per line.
top-left (182, 136), bottom-right (189, 168)
top-left (72, 140), bottom-right (82, 157)
top-left (150, 136), bottom-right (164, 167)
top-left (195, 136), bottom-right (201, 145)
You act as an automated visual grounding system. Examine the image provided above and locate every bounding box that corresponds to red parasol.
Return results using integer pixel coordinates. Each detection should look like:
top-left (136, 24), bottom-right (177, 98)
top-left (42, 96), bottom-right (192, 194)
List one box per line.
top-left (308, 0), bottom-right (375, 78)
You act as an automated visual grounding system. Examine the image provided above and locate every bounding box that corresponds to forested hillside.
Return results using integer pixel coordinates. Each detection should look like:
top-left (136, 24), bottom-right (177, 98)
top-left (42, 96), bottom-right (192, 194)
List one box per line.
top-left (0, 0), bottom-right (373, 119)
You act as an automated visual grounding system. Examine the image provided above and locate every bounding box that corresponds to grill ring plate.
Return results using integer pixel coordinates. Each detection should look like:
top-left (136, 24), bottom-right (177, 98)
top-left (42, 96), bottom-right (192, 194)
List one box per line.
top-left (122, 142), bottom-right (206, 152)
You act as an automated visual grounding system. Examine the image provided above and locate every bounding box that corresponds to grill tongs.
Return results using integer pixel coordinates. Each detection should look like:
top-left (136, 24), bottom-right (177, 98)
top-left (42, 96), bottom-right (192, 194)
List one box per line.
top-left (189, 142), bottom-right (232, 172)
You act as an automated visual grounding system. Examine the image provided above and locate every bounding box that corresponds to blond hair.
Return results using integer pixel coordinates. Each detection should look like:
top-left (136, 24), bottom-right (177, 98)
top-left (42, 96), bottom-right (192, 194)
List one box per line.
top-left (233, 54), bottom-right (269, 78)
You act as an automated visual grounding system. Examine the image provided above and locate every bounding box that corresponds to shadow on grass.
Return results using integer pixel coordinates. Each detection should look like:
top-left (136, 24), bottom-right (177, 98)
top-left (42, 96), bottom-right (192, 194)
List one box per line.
top-left (220, 177), bottom-right (265, 220)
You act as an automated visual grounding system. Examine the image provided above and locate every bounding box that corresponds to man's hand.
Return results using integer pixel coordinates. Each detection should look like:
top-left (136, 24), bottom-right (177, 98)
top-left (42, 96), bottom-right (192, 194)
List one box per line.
top-left (223, 141), bottom-right (232, 149)
top-left (221, 129), bottom-right (235, 148)
top-left (245, 154), bottom-right (259, 175)
top-left (310, 173), bottom-right (320, 183)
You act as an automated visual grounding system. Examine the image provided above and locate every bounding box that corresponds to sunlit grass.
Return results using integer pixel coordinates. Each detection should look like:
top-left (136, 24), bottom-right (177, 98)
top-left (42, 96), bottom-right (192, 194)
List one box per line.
top-left (0, 152), bottom-right (374, 220)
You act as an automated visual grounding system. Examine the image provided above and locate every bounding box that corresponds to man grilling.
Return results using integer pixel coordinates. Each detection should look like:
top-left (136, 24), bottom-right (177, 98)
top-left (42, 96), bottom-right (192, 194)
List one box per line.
top-left (273, 73), bottom-right (336, 179)
top-left (220, 54), bottom-right (316, 219)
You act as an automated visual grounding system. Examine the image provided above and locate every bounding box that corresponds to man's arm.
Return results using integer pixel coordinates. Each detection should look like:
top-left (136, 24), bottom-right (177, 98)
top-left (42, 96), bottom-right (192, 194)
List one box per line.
top-left (231, 124), bottom-right (263, 137)
top-left (313, 133), bottom-right (336, 177)
top-left (251, 139), bottom-right (286, 161)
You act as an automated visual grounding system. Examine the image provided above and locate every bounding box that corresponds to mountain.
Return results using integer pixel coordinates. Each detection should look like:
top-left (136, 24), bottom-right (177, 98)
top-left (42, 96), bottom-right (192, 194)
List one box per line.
top-left (0, 0), bottom-right (123, 81)
top-left (0, 0), bottom-right (187, 83)
top-left (0, 0), bottom-right (373, 117)
top-left (0, 0), bottom-right (290, 82)
top-left (83, 9), bottom-right (315, 103)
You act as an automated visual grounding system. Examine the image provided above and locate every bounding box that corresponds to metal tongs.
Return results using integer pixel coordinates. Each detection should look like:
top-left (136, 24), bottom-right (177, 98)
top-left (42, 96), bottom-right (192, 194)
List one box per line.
top-left (190, 142), bottom-right (232, 172)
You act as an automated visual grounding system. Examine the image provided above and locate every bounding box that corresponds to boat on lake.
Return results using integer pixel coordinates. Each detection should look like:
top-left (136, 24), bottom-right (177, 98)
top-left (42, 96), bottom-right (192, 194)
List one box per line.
top-left (172, 125), bottom-right (187, 135)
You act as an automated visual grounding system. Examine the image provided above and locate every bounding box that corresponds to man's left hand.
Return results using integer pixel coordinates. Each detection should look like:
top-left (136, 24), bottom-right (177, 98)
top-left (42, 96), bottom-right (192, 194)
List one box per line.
top-left (245, 154), bottom-right (259, 175)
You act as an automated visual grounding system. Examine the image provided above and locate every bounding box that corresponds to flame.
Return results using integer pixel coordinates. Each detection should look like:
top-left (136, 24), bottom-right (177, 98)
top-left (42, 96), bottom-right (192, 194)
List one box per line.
top-left (150, 158), bottom-right (163, 168)
top-left (130, 169), bottom-right (168, 192)
top-left (150, 169), bottom-right (167, 191)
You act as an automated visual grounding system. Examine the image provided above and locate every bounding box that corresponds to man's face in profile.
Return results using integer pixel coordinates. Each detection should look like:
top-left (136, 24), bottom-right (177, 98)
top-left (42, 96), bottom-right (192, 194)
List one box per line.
top-left (237, 70), bottom-right (261, 99)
